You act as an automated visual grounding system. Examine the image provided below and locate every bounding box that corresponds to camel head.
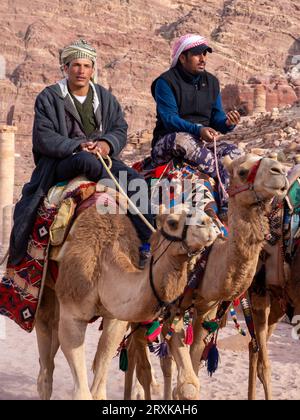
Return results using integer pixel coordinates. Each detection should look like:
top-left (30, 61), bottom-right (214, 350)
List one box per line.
top-left (154, 210), bottom-right (218, 258)
top-left (224, 154), bottom-right (289, 206)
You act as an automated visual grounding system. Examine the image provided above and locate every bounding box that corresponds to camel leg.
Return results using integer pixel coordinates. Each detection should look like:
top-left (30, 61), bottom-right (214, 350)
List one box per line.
top-left (248, 322), bottom-right (277, 400)
top-left (190, 315), bottom-right (210, 376)
top-left (248, 340), bottom-right (259, 400)
top-left (36, 285), bottom-right (60, 400)
top-left (58, 305), bottom-right (91, 400)
top-left (124, 337), bottom-right (135, 400)
top-left (91, 318), bottom-right (128, 400)
top-left (124, 331), bottom-right (138, 400)
top-left (167, 319), bottom-right (200, 400)
top-left (125, 332), bottom-right (162, 400)
top-left (250, 293), bottom-right (272, 400)
top-left (160, 355), bottom-right (175, 400)
top-left (134, 329), bottom-right (153, 400)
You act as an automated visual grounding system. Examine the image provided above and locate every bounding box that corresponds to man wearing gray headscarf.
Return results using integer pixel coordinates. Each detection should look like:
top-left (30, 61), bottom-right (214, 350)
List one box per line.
top-left (9, 39), bottom-right (153, 268)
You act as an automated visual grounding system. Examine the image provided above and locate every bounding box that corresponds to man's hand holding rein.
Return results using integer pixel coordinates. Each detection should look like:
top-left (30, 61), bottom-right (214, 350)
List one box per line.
top-left (81, 140), bottom-right (111, 157)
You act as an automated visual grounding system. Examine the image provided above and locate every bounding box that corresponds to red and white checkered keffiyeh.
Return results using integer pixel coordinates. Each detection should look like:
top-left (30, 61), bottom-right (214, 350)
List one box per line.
top-left (171, 34), bottom-right (210, 68)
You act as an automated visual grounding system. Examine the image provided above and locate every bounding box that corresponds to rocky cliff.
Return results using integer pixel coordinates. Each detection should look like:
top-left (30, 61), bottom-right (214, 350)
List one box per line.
top-left (0, 0), bottom-right (300, 193)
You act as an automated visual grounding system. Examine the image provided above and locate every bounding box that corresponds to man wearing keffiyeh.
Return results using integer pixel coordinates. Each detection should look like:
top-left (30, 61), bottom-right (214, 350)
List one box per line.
top-left (151, 34), bottom-right (242, 214)
top-left (9, 39), bottom-right (154, 268)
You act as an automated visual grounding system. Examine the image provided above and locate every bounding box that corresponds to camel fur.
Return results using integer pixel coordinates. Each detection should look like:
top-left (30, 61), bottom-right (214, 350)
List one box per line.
top-left (36, 203), bottom-right (217, 400)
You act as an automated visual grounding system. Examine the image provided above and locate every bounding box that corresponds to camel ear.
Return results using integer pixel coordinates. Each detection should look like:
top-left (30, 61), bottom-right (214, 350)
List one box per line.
top-left (223, 155), bottom-right (233, 174)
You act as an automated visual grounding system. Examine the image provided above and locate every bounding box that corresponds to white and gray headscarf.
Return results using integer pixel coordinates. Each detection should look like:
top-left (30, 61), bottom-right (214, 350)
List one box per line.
top-left (60, 39), bottom-right (98, 82)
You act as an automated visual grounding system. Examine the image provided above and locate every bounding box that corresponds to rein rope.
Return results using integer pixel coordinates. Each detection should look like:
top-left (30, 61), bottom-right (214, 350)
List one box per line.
top-left (213, 135), bottom-right (229, 200)
top-left (96, 152), bottom-right (156, 233)
top-left (0, 248), bottom-right (9, 266)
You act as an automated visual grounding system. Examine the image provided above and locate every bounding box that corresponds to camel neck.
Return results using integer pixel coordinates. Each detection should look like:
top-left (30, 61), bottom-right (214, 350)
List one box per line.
top-left (100, 247), bottom-right (188, 322)
top-left (222, 199), bottom-right (268, 299)
top-left (229, 200), bottom-right (268, 245)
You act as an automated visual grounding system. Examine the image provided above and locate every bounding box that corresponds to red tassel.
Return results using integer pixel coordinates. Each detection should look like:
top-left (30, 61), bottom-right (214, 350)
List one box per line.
top-left (184, 324), bottom-right (194, 345)
top-left (233, 298), bottom-right (240, 307)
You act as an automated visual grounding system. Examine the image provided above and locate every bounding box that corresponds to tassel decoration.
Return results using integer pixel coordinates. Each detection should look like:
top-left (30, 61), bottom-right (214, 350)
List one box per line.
top-left (148, 342), bottom-right (155, 353)
top-left (119, 347), bottom-right (128, 372)
top-left (206, 343), bottom-right (219, 376)
top-left (145, 320), bottom-right (162, 342)
top-left (184, 324), bottom-right (194, 345)
top-left (229, 305), bottom-right (246, 336)
top-left (202, 320), bottom-right (219, 333)
top-left (184, 306), bottom-right (195, 345)
top-left (201, 338), bottom-right (214, 362)
top-left (154, 340), bottom-right (169, 358)
top-left (240, 294), bottom-right (259, 352)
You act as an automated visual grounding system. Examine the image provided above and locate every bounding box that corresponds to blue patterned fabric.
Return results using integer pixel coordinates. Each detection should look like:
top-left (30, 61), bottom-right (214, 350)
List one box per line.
top-left (151, 132), bottom-right (242, 207)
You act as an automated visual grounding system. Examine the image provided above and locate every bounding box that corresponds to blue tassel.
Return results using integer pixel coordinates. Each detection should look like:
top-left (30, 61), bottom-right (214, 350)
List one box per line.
top-left (154, 340), bottom-right (169, 358)
top-left (148, 342), bottom-right (155, 353)
top-left (206, 343), bottom-right (219, 376)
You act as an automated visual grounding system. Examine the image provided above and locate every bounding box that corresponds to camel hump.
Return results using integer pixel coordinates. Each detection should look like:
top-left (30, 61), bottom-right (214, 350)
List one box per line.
top-left (48, 178), bottom-right (127, 260)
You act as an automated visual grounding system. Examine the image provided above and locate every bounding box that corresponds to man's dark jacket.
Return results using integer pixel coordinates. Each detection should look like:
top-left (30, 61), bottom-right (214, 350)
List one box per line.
top-left (9, 81), bottom-right (128, 264)
top-left (151, 65), bottom-right (219, 145)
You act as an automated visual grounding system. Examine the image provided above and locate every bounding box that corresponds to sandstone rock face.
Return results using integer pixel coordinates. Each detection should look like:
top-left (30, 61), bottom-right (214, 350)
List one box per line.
top-left (222, 75), bottom-right (299, 115)
top-left (0, 0), bottom-right (300, 196)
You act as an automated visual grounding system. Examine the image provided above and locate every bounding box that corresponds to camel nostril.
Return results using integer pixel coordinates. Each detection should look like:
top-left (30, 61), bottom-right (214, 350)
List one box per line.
top-left (270, 167), bottom-right (283, 175)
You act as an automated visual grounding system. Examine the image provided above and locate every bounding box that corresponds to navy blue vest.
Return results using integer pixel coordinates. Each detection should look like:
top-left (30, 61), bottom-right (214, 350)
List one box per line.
top-left (151, 65), bottom-right (220, 146)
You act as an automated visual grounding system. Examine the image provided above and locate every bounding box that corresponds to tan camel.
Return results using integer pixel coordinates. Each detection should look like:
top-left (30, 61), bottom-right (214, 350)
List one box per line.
top-left (115, 154), bottom-right (289, 400)
top-left (35, 204), bottom-right (218, 400)
top-left (248, 241), bottom-right (300, 400)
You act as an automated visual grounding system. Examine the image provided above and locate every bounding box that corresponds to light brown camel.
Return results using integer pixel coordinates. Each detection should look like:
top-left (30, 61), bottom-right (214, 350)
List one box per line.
top-left (91, 155), bottom-right (288, 399)
top-left (92, 154), bottom-right (289, 400)
top-left (35, 205), bottom-right (217, 400)
top-left (248, 240), bottom-right (300, 400)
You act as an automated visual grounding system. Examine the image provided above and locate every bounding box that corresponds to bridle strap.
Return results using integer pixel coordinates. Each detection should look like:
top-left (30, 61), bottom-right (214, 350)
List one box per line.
top-left (227, 159), bottom-right (262, 198)
top-left (149, 256), bottom-right (167, 309)
top-left (150, 217), bottom-right (198, 309)
top-left (160, 224), bottom-right (188, 243)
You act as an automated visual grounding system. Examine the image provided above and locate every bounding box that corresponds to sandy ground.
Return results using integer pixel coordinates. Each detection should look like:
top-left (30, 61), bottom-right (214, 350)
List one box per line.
top-left (0, 314), bottom-right (299, 400)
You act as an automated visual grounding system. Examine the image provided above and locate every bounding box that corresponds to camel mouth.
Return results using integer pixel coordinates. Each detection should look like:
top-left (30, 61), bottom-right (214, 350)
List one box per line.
top-left (261, 179), bottom-right (289, 198)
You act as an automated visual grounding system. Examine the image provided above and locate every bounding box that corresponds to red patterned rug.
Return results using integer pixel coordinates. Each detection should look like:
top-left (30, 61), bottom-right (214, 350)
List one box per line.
top-left (0, 181), bottom-right (96, 332)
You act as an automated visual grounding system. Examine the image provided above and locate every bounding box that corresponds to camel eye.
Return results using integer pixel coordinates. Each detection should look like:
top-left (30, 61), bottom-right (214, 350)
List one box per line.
top-left (238, 168), bottom-right (249, 178)
top-left (167, 218), bottom-right (179, 230)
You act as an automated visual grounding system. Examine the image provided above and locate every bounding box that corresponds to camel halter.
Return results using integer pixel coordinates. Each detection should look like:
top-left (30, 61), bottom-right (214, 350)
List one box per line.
top-left (149, 215), bottom-right (204, 310)
top-left (227, 157), bottom-right (274, 241)
top-left (227, 158), bottom-right (262, 198)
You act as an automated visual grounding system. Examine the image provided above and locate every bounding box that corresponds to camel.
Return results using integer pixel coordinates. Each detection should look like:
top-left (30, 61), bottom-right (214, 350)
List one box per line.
top-left (247, 236), bottom-right (300, 400)
top-left (92, 154), bottom-right (289, 400)
top-left (161, 155), bottom-right (289, 399)
top-left (35, 202), bottom-right (218, 400)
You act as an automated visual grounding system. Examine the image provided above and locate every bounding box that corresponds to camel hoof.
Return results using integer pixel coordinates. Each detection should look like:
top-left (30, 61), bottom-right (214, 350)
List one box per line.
top-left (178, 383), bottom-right (198, 400)
top-left (37, 376), bottom-right (52, 400)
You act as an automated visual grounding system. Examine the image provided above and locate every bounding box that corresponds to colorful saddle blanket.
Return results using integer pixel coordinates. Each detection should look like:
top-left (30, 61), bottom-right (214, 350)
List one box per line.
top-left (133, 158), bottom-right (226, 236)
top-left (0, 178), bottom-right (121, 332)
